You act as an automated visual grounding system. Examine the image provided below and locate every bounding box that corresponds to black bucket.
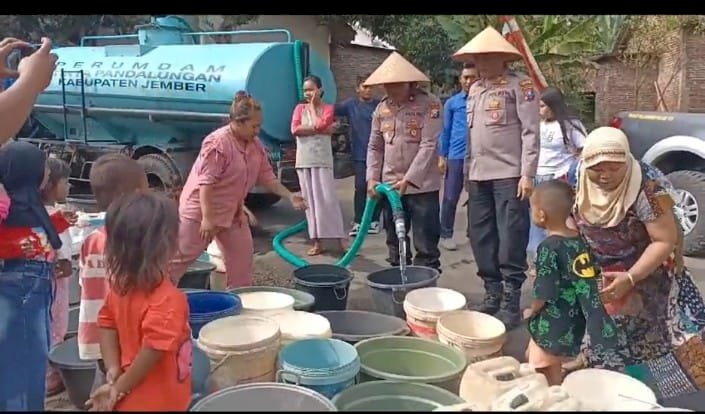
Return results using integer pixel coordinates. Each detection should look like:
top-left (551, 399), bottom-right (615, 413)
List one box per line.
top-left (293, 264), bottom-right (353, 311)
top-left (366, 266), bottom-right (440, 319)
top-left (178, 260), bottom-right (215, 290)
top-left (317, 310), bottom-right (410, 344)
top-left (64, 306), bottom-right (79, 340)
top-left (48, 336), bottom-right (97, 410)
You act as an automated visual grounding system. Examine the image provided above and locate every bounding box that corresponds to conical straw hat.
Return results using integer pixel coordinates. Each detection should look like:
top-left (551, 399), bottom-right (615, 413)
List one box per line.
top-left (364, 52), bottom-right (430, 86)
top-left (452, 26), bottom-right (522, 62)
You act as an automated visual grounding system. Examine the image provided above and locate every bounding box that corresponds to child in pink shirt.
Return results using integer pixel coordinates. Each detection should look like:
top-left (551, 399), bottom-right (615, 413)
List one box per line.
top-left (170, 91), bottom-right (306, 289)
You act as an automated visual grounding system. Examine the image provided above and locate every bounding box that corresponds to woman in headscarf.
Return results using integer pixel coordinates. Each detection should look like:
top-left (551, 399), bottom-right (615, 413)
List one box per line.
top-left (0, 141), bottom-right (63, 410)
top-left (573, 126), bottom-right (705, 400)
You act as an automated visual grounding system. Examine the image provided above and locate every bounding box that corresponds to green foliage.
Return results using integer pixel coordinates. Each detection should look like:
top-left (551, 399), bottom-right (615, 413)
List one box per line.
top-left (0, 15), bottom-right (149, 45)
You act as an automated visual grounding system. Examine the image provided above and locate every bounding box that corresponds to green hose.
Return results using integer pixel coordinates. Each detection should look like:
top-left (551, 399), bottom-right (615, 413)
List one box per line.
top-left (293, 40), bottom-right (305, 102)
top-left (272, 182), bottom-right (405, 269)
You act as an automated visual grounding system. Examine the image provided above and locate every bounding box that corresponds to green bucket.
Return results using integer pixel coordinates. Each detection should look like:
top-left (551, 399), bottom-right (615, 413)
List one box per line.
top-left (354, 336), bottom-right (467, 394)
top-left (229, 286), bottom-right (316, 311)
top-left (332, 380), bottom-right (464, 411)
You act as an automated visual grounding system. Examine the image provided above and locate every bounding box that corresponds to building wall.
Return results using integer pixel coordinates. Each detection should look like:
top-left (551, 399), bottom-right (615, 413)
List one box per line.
top-left (593, 58), bottom-right (658, 125)
top-left (684, 31), bottom-right (705, 113)
top-left (657, 29), bottom-right (685, 112)
top-left (330, 44), bottom-right (391, 101)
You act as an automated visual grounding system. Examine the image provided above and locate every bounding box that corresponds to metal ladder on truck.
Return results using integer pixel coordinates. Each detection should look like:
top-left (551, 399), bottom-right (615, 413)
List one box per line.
top-left (59, 68), bottom-right (89, 144)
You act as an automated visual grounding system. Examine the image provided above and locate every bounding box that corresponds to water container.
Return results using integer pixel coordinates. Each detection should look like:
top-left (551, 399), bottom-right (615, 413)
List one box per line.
top-left (403, 287), bottom-right (467, 340)
top-left (317, 310), bottom-right (409, 344)
top-left (490, 378), bottom-right (551, 410)
top-left (270, 311), bottom-right (332, 348)
top-left (239, 291), bottom-right (295, 317)
top-left (197, 315), bottom-right (281, 391)
top-left (48, 336), bottom-right (98, 410)
top-left (277, 338), bottom-right (360, 399)
top-left (332, 381), bottom-right (465, 411)
top-left (65, 306), bottom-right (80, 340)
top-left (231, 286), bottom-right (316, 311)
top-left (293, 265), bottom-right (353, 311)
top-left (190, 383), bottom-right (338, 411)
top-left (366, 266), bottom-right (439, 319)
top-left (178, 260), bottom-right (215, 290)
top-left (436, 310), bottom-right (506, 364)
top-left (562, 368), bottom-right (658, 411)
top-left (458, 356), bottom-right (546, 408)
top-left (355, 336), bottom-right (467, 393)
top-left (186, 291), bottom-right (242, 338)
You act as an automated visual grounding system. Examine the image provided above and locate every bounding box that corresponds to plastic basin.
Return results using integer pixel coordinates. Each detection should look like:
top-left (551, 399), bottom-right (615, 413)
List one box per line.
top-left (190, 382), bottom-right (337, 411)
top-left (332, 380), bottom-right (464, 411)
top-left (230, 286), bottom-right (316, 311)
top-left (317, 310), bottom-right (409, 344)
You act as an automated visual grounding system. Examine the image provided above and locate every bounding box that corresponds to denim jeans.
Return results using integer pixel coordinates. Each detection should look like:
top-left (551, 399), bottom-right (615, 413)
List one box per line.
top-left (440, 159), bottom-right (465, 239)
top-left (0, 260), bottom-right (53, 411)
top-left (526, 174), bottom-right (556, 262)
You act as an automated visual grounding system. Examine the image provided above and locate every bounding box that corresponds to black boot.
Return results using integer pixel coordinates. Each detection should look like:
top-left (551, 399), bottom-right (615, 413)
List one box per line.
top-left (473, 282), bottom-right (502, 315)
top-left (496, 285), bottom-right (523, 329)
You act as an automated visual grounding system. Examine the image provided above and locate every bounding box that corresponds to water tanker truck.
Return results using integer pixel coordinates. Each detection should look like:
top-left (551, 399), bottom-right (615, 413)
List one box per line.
top-left (13, 15), bottom-right (342, 209)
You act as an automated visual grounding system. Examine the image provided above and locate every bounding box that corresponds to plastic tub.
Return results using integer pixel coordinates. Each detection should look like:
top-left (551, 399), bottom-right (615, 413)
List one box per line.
top-left (317, 310), bottom-right (409, 344)
top-left (190, 382), bottom-right (337, 411)
top-left (187, 291), bottom-right (242, 339)
top-left (293, 265), bottom-right (353, 311)
top-left (230, 286), bottom-right (316, 311)
top-left (239, 291), bottom-right (295, 317)
top-left (366, 266), bottom-right (439, 319)
top-left (332, 381), bottom-right (464, 411)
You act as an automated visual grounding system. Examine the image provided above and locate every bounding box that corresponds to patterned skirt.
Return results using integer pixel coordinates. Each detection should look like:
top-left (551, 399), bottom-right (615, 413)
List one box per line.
top-left (583, 267), bottom-right (705, 400)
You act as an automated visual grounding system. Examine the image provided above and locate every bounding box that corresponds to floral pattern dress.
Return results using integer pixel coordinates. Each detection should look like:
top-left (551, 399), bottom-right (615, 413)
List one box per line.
top-left (573, 161), bottom-right (705, 399)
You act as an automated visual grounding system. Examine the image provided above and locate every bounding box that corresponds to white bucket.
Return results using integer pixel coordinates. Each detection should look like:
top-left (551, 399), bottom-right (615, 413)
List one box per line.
top-left (437, 311), bottom-right (506, 364)
top-left (197, 315), bottom-right (281, 392)
top-left (270, 311), bottom-right (333, 348)
top-left (239, 292), bottom-right (295, 317)
top-left (562, 368), bottom-right (658, 411)
top-left (207, 241), bottom-right (226, 273)
top-left (403, 287), bottom-right (467, 340)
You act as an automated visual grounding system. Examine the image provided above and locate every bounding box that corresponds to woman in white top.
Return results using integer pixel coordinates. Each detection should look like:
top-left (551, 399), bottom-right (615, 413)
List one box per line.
top-left (527, 87), bottom-right (587, 262)
top-left (290, 75), bottom-right (347, 256)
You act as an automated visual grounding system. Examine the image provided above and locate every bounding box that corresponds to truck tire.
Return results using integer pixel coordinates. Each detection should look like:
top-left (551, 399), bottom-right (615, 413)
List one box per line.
top-left (666, 170), bottom-right (705, 256)
top-left (245, 193), bottom-right (281, 210)
top-left (137, 153), bottom-right (183, 200)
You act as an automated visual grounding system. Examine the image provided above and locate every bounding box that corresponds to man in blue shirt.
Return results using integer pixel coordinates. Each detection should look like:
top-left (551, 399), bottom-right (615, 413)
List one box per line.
top-left (335, 74), bottom-right (382, 235)
top-left (438, 63), bottom-right (478, 250)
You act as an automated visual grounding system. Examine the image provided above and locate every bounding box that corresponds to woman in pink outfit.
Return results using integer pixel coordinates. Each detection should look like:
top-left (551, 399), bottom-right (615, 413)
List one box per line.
top-left (170, 91), bottom-right (306, 289)
top-left (291, 75), bottom-right (347, 256)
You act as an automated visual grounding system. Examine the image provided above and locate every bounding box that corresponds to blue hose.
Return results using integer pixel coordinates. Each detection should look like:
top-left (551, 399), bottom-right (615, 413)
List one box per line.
top-left (272, 183), bottom-right (405, 268)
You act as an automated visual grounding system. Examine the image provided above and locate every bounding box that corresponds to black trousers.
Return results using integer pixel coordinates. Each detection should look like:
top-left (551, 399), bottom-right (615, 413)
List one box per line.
top-left (467, 178), bottom-right (529, 289)
top-left (353, 161), bottom-right (382, 224)
top-left (382, 191), bottom-right (441, 271)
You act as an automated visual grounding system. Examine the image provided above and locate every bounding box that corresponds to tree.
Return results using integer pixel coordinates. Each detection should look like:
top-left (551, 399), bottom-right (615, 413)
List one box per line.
top-left (0, 15), bottom-right (150, 45)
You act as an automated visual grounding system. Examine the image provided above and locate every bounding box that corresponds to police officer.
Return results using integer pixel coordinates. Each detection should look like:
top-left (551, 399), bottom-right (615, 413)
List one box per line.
top-left (453, 27), bottom-right (540, 327)
top-left (365, 52), bottom-right (443, 271)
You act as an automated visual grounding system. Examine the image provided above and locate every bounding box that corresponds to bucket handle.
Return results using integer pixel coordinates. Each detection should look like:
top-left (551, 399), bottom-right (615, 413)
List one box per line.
top-left (333, 285), bottom-right (348, 301)
top-left (276, 369), bottom-right (302, 386)
top-left (391, 287), bottom-right (406, 305)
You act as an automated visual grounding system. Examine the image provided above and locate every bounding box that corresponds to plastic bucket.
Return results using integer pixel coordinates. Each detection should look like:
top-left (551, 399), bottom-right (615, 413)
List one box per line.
top-left (293, 265), bottom-right (353, 311)
top-left (366, 266), bottom-right (439, 319)
top-left (230, 286), bottom-right (316, 311)
top-left (190, 382), bottom-right (337, 411)
top-left (270, 311), bottom-right (333, 348)
top-left (437, 311), bottom-right (507, 364)
top-left (178, 260), bottom-right (216, 290)
top-left (239, 291), bottom-right (295, 317)
top-left (562, 368), bottom-right (658, 411)
top-left (65, 306), bottom-right (80, 340)
top-left (332, 381), bottom-right (465, 411)
top-left (355, 336), bottom-right (467, 393)
top-left (48, 336), bottom-right (97, 410)
top-left (278, 338), bottom-right (360, 399)
top-left (317, 310), bottom-right (410, 344)
top-left (187, 291), bottom-right (242, 339)
top-left (197, 315), bottom-right (281, 392)
top-left (192, 339), bottom-right (211, 396)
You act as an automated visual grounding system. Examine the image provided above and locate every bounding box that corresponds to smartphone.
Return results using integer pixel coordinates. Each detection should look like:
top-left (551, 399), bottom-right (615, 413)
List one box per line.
top-left (6, 44), bottom-right (37, 72)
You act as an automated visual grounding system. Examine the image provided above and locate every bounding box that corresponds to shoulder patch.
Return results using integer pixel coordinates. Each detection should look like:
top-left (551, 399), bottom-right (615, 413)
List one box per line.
top-left (429, 100), bottom-right (441, 119)
top-left (519, 79), bottom-right (536, 102)
top-left (519, 79), bottom-right (534, 88)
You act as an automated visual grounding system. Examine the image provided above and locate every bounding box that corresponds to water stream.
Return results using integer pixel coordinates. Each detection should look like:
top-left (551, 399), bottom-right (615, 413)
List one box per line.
top-left (394, 216), bottom-right (409, 285)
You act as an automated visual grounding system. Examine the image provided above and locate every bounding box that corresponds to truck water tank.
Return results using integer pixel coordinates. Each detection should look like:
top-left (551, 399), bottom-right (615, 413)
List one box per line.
top-left (34, 39), bottom-right (336, 146)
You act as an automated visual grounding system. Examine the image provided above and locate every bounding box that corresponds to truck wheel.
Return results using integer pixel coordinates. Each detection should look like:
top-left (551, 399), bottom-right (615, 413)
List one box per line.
top-left (667, 170), bottom-right (705, 256)
top-left (137, 153), bottom-right (183, 200)
top-left (245, 193), bottom-right (281, 210)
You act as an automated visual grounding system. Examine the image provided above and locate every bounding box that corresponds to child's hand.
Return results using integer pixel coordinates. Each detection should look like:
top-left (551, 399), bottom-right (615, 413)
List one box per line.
top-left (20, 237), bottom-right (36, 258)
top-left (54, 259), bottom-right (72, 279)
top-left (243, 207), bottom-right (258, 228)
top-left (523, 308), bottom-right (534, 320)
top-left (61, 210), bottom-right (78, 225)
top-left (86, 383), bottom-right (119, 412)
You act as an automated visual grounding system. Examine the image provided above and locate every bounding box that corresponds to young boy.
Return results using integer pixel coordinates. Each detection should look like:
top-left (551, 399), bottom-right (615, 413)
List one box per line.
top-left (77, 154), bottom-right (148, 364)
top-left (335, 74), bottom-right (382, 236)
top-left (524, 179), bottom-right (619, 385)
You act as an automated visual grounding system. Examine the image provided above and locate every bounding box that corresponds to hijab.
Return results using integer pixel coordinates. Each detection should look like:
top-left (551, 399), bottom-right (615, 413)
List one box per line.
top-left (0, 141), bottom-right (62, 249)
top-left (576, 127), bottom-right (642, 228)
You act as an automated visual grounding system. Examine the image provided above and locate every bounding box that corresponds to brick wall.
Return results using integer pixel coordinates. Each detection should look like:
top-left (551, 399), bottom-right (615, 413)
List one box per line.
top-left (684, 31), bottom-right (705, 112)
top-left (657, 29), bottom-right (685, 112)
top-left (330, 44), bottom-right (392, 101)
top-left (593, 57), bottom-right (658, 125)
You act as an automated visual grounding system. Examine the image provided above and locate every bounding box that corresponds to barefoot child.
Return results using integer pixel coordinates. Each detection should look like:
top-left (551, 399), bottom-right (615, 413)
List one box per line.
top-left (42, 157), bottom-right (75, 396)
top-left (524, 180), bottom-right (619, 385)
top-left (77, 155), bottom-right (148, 378)
top-left (87, 192), bottom-right (191, 411)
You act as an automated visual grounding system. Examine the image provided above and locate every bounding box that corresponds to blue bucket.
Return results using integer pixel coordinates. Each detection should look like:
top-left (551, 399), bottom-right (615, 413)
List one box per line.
top-left (187, 291), bottom-right (242, 339)
top-left (277, 338), bottom-right (360, 399)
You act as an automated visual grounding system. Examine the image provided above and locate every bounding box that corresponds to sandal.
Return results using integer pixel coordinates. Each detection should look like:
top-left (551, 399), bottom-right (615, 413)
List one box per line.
top-left (307, 246), bottom-right (324, 256)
